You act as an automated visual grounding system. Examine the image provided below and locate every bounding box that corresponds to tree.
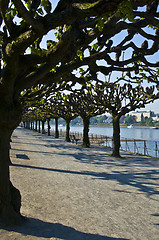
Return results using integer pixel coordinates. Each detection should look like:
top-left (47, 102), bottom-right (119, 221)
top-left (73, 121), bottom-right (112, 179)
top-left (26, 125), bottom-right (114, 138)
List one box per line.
top-left (97, 115), bottom-right (108, 124)
top-left (94, 82), bottom-right (158, 157)
top-left (0, 0), bottom-right (158, 224)
top-left (124, 115), bottom-right (136, 124)
top-left (90, 116), bottom-right (98, 125)
top-left (146, 117), bottom-right (154, 126)
top-left (68, 87), bottom-right (105, 147)
top-left (50, 93), bottom-right (78, 142)
top-left (71, 116), bottom-right (82, 126)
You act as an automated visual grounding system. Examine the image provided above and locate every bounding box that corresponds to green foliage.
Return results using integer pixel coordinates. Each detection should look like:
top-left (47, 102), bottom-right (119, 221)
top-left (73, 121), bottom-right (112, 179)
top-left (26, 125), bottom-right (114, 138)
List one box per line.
top-left (92, 43), bottom-right (99, 51)
top-left (5, 7), bottom-right (18, 20)
top-left (117, 0), bottom-right (134, 22)
top-left (25, 0), bottom-right (32, 10)
top-left (79, 68), bottom-right (85, 74)
top-left (46, 40), bottom-right (55, 49)
top-left (54, 25), bottom-right (71, 40)
top-left (148, 24), bottom-right (158, 30)
top-left (95, 7), bottom-right (111, 32)
top-left (96, 17), bottom-right (105, 32)
top-left (96, 115), bottom-right (107, 124)
top-left (0, 36), bottom-right (3, 48)
top-left (54, 31), bottom-right (61, 40)
top-left (145, 117), bottom-right (154, 126)
top-left (76, 50), bottom-right (84, 61)
top-left (41, 0), bottom-right (49, 8)
top-left (50, 68), bottom-right (57, 73)
top-left (73, 1), bottom-right (101, 10)
top-left (30, 46), bottom-right (45, 56)
top-left (63, 25), bottom-right (71, 32)
top-left (124, 115), bottom-right (135, 124)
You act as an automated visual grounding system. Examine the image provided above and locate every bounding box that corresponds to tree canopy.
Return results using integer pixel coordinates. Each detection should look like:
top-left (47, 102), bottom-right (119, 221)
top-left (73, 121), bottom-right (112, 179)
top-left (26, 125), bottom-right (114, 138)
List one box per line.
top-left (1, 0), bottom-right (158, 105)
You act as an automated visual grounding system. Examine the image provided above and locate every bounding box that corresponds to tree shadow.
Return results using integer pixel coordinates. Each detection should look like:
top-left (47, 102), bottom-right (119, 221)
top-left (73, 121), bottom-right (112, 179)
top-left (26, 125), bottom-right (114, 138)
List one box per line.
top-left (12, 163), bottom-right (159, 198)
top-left (72, 151), bottom-right (125, 166)
top-left (16, 154), bottom-right (30, 160)
top-left (1, 217), bottom-right (128, 240)
top-left (151, 213), bottom-right (159, 226)
top-left (12, 141), bottom-right (48, 146)
top-left (101, 169), bottom-right (159, 197)
top-left (12, 139), bottom-right (84, 153)
top-left (12, 144), bottom-right (84, 156)
top-left (72, 149), bottom-right (159, 168)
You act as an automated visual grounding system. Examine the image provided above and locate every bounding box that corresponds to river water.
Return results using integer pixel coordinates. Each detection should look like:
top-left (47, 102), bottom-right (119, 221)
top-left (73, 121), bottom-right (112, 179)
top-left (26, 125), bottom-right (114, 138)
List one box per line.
top-left (54, 125), bottom-right (159, 158)
top-left (56, 125), bottom-right (159, 141)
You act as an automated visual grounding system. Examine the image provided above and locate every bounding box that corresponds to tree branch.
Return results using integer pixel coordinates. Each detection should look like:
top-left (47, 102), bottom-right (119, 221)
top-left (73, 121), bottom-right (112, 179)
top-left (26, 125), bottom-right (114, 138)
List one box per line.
top-left (12, 0), bottom-right (45, 32)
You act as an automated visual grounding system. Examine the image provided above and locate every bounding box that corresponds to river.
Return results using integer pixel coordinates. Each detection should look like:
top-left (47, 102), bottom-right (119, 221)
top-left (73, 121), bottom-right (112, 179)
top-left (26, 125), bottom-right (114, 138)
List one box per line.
top-left (56, 125), bottom-right (159, 141)
top-left (54, 125), bottom-right (159, 158)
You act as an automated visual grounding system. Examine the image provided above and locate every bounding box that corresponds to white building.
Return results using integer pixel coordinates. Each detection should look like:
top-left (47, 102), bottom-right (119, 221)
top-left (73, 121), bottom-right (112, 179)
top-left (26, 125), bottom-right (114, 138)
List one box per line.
top-left (152, 116), bottom-right (159, 122)
top-left (131, 111), bottom-right (154, 122)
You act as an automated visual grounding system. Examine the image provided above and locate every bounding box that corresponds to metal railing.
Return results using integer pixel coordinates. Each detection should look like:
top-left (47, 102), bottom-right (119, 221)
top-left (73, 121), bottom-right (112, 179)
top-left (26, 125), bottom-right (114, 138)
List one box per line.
top-left (120, 138), bottom-right (159, 158)
top-left (68, 130), bottom-right (159, 158)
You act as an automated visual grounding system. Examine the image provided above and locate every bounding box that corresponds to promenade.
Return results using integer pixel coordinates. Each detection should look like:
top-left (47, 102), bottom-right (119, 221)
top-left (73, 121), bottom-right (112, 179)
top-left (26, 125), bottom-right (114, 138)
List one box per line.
top-left (0, 127), bottom-right (159, 240)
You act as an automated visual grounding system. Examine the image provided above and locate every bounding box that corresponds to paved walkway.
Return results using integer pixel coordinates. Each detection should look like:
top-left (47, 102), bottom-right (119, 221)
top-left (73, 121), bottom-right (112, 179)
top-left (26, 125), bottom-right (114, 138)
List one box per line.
top-left (0, 127), bottom-right (159, 240)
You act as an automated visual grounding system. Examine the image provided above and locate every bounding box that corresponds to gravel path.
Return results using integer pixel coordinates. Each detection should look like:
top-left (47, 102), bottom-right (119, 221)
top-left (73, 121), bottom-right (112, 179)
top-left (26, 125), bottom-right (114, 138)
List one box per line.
top-left (0, 127), bottom-right (159, 240)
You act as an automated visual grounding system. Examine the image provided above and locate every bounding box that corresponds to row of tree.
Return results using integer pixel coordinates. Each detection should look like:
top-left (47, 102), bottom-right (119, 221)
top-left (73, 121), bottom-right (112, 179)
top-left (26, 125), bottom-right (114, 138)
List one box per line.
top-left (22, 81), bottom-right (158, 157)
top-left (1, 0), bottom-right (159, 225)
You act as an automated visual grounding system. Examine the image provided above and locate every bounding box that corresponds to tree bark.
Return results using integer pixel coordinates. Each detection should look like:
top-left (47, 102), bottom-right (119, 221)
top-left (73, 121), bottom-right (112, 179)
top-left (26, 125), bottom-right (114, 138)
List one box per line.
top-left (47, 119), bottom-right (51, 136)
top-left (42, 120), bottom-right (45, 134)
top-left (0, 103), bottom-right (23, 225)
top-left (38, 120), bottom-right (41, 133)
top-left (35, 120), bottom-right (38, 131)
top-left (112, 115), bottom-right (121, 157)
top-left (65, 119), bottom-right (71, 142)
top-left (55, 117), bottom-right (59, 138)
top-left (26, 121), bottom-right (30, 129)
top-left (23, 121), bottom-right (26, 128)
top-left (82, 117), bottom-right (90, 147)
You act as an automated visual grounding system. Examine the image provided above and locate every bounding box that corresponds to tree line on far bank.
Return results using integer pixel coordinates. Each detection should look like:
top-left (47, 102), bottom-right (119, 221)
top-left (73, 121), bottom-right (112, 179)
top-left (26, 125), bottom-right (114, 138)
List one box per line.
top-left (48, 112), bottom-right (159, 127)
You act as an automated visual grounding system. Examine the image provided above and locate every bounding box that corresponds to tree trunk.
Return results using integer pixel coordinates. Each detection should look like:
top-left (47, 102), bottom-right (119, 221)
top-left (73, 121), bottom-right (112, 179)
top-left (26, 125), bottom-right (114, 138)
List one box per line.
top-left (47, 119), bottom-right (51, 136)
top-left (32, 121), bottom-right (34, 130)
top-left (42, 120), bottom-right (45, 134)
top-left (35, 120), bottom-right (38, 131)
top-left (112, 115), bottom-right (121, 157)
top-left (38, 120), bottom-right (41, 133)
top-left (65, 119), bottom-right (71, 142)
top-left (55, 117), bottom-right (59, 138)
top-left (0, 104), bottom-right (23, 225)
top-left (82, 117), bottom-right (90, 147)
top-left (26, 121), bottom-right (30, 129)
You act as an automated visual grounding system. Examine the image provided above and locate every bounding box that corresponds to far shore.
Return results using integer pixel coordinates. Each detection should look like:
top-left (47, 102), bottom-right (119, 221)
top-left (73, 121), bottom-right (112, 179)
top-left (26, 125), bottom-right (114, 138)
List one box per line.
top-left (69, 124), bottom-right (159, 128)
